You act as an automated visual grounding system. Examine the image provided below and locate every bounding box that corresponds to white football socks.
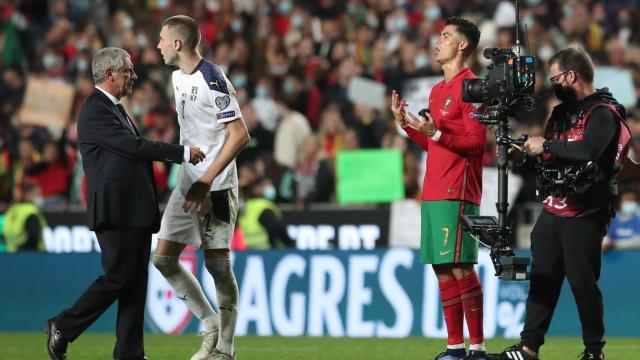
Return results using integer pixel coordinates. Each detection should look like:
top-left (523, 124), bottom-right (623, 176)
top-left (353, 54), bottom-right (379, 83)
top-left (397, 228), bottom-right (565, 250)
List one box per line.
top-left (152, 255), bottom-right (219, 331)
top-left (205, 256), bottom-right (239, 357)
top-left (469, 342), bottom-right (486, 351)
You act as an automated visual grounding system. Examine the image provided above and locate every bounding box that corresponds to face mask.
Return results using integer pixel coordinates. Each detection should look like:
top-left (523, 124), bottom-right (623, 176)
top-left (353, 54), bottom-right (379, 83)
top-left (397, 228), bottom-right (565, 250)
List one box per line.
top-left (263, 185), bottom-right (277, 201)
top-left (414, 54), bottom-right (429, 69)
top-left (347, 3), bottom-right (357, 14)
top-left (258, 28), bottom-right (269, 38)
top-left (122, 16), bottom-right (133, 29)
top-left (255, 85), bottom-right (269, 98)
top-left (283, 80), bottom-right (296, 95)
top-left (33, 196), bottom-right (45, 207)
top-left (521, 15), bottom-right (534, 30)
top-left (538, 45), bottom-right (554, 62)
top-left (563, 5), bottom-right (574, 18)
top-left (77, 59), bottom-right (89, 72)
top-left (425, 6), bottom-right (441, 22)
top-left (43, 54), bottom-right (59, 69)
top-left (292, 14), bottom-right (304, 28)
top-left (526, 0), bottom-right (541, 5)
top-left (271, 65), bottom-right (288, 76)
top-left (232, 73), bottom-right (247, 89)
top-left (279, 2), bottom-right (292, 15)
top-left (137, 34), bottom-right (148, 47)
top-left (621, 201), bottom-right (638, 215)
top-left (132, 104), bottom-right (146, 116)
top-left (231, 18), bottom-right (243, 33)
top-left (367, 14), bottom-right (379, 29)
top-left (552, 83), bottom-right (577, 104)
top-left (394, 17), bottom-right (408, 32)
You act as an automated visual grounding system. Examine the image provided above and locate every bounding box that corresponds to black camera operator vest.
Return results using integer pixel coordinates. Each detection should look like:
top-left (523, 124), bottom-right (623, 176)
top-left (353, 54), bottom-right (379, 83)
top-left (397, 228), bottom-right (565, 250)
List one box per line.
top-left (539, 102), bottom-right (631, 217)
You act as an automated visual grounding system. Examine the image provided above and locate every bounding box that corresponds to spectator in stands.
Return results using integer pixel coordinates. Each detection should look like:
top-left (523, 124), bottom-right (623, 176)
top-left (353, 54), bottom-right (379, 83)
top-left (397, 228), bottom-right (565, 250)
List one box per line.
top-left (294, 134), bottom-right (334, 207)
top-left (318, 105), bottom-right (347, 161)
top-left (273, 89), bottom-right (311, 169)
top-left (603, 187), bottom-right (640, 251)
top-left (237, 103), bottom-right (274, 166)
top-left (239, 176), bottom-right (294, 250)
top-left (25, 139), bottom-right (72, 211)
top-left (2, 182), bottom-right (47, 252)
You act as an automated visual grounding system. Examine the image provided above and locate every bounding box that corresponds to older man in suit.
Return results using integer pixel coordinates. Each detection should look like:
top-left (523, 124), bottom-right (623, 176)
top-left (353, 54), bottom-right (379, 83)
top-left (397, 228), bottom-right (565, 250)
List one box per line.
top-left (45, 47), bottom-right (205, 360)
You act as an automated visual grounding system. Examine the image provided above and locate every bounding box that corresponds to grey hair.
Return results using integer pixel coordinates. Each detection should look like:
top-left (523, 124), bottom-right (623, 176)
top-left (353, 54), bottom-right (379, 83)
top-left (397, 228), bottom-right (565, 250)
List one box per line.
top-left (91, 47), bottom-right (130, 84)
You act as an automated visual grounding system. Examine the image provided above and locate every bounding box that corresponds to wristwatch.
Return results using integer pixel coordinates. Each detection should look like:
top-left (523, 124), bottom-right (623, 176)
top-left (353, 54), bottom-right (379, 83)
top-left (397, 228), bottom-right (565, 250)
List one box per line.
top-left (542, 139), bottom-right (552, 154)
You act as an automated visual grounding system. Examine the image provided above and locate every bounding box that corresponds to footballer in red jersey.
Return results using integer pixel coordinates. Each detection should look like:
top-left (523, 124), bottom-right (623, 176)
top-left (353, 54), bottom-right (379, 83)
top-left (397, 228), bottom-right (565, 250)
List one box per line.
top-left (391, 17), bottom-right (487, 360)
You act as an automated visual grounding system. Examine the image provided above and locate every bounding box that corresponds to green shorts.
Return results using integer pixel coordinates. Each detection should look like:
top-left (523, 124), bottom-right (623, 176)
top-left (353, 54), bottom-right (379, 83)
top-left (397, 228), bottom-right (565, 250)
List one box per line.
top-left (420, 200), bottom-right (479, 265)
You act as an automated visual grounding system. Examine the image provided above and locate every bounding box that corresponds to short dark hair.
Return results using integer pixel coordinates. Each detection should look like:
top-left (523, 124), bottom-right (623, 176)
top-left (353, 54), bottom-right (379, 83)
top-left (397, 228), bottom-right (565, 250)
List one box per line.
top-left (549, 47), bottom-right (594, 83)
top-left (445, 17), bottom-right (480, 56)
top-left (162, 15), bottom-right (201, 51)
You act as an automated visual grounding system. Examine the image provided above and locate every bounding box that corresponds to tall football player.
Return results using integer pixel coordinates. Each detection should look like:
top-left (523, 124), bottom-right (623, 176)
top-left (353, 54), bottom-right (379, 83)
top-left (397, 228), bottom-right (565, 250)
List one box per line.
top-left (154, 15), bottom-right (249, 360)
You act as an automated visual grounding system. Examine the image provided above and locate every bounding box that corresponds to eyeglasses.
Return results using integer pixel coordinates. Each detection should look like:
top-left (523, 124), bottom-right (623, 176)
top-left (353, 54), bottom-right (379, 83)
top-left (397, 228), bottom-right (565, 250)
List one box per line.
top-left (550, 70), bottom-right (572, 85)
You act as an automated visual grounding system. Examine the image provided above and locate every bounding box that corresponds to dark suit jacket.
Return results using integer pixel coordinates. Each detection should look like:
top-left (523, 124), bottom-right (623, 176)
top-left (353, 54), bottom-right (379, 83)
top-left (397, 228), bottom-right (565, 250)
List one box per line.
top-left (77, 89), bottom-right (183, 232)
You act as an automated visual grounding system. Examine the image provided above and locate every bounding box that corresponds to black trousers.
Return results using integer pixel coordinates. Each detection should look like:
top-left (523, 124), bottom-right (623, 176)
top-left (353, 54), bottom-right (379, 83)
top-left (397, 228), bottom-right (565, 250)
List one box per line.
top-left (521, 210), bottom-right (606, 353)
top-left (54, 226), bottom-right (152, 360)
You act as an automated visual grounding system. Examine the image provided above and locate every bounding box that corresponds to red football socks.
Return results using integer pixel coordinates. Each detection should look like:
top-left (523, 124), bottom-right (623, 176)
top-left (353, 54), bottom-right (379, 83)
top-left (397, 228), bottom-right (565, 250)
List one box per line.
top-left (438, 278), bottom-right (464, 345)
top-left (457, 272), bottom-right (484, 345)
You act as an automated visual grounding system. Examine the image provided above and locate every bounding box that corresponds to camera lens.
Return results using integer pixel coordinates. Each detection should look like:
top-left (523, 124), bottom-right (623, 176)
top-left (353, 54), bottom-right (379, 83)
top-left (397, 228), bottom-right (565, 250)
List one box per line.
top-left (462, 78), bottom-right (486, 103)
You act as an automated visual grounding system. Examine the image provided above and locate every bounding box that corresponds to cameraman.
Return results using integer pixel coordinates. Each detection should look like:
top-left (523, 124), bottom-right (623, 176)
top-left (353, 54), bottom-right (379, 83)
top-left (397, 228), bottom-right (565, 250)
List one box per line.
top-left (496, 47), bottom-right (632, 360)
top-left (392, 17), bottom-right (488, 360)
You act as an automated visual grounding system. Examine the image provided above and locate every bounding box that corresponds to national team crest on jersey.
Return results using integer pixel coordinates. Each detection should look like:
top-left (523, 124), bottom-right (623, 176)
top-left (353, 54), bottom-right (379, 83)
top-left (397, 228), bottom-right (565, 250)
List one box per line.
top-left (146, 253), bottom-right (197, 334)
top-left (215, 95), bottom-right (230, 110)
top-left (190, 86), bottom-right (198, 101)
top-left (441, 96), bottom-right (454, 115)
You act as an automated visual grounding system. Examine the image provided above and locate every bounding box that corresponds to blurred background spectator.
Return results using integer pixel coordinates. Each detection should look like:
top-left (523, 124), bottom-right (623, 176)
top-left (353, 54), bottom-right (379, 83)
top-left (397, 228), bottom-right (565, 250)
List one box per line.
top-left (238, 165), bottom-right (294, 250)
top-left (1, 0), bottom-right (640, 250)
top-left (2, 182), bottom-right (47, 252)
top-left (603, 186), bottom-right (640, 251)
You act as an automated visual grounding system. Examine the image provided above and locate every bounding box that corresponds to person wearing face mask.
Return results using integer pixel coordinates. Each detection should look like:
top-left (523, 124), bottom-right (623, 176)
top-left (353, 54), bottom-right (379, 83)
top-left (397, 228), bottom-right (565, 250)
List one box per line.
top-left (495, 47), bottom-right (632, 360)
top-left (602, 187), bottom-right (640, 251)
top-left (2, 182), bottom-right (47, 253)
top-left (238, 177), bottom-right (294, 250)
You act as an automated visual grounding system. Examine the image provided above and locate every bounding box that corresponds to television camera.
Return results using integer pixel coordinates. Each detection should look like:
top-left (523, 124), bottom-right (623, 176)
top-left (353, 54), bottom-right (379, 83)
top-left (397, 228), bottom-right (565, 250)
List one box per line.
top-left (460, 0), bottom-right (536, 281)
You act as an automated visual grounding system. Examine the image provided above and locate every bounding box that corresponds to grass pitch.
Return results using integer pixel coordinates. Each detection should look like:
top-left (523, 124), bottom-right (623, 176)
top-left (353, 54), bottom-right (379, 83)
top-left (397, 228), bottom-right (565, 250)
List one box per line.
top-left (1, 333), bottom-right (638, 359)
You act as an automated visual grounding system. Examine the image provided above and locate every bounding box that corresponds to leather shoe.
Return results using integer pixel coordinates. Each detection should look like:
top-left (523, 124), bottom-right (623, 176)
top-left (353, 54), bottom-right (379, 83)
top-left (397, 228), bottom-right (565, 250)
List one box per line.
top-left (45, 318), bottom-right (68, 360)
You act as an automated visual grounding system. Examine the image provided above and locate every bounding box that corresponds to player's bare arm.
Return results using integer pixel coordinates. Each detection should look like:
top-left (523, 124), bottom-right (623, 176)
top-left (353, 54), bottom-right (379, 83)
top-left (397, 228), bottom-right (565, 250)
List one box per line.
top-left (182, 118), bottom-right (250, 213)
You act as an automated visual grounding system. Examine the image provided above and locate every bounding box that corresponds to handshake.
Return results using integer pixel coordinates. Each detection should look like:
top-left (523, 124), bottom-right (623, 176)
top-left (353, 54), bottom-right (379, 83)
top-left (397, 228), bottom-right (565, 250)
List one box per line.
top-left (188, 147), bottom-right (206, 165)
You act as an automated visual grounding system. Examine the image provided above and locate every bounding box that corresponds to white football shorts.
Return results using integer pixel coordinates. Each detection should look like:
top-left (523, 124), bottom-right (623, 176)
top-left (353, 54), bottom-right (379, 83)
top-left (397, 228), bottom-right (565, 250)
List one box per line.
top-left (157, 185), bottom-right (238, 249)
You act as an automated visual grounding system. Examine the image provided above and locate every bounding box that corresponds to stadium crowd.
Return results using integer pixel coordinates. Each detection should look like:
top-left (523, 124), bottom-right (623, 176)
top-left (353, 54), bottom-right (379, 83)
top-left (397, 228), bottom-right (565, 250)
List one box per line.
top-left (1, 0), bottom-right (640, 244)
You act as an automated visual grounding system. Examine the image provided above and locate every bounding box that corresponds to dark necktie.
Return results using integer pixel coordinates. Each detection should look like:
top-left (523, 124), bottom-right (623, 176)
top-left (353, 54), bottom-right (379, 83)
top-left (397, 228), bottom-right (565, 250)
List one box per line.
top-left (115, 103), bottom-right (136, 133)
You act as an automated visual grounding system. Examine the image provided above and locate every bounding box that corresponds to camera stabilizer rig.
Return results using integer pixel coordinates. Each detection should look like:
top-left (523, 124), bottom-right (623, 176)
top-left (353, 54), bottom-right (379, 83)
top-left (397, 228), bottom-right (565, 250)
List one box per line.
top-left (460, 0), bottom-right (534, 281)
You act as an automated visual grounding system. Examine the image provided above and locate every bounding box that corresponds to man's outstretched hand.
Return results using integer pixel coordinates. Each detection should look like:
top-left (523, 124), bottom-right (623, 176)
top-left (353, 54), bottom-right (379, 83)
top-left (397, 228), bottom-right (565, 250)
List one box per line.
top-left (189, 147), bottom-right (205, 165)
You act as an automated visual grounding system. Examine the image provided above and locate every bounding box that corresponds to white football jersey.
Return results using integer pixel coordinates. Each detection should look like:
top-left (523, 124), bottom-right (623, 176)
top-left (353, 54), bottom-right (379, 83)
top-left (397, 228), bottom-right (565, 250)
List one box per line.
top-left (171, 59), bottom-right (242, 191)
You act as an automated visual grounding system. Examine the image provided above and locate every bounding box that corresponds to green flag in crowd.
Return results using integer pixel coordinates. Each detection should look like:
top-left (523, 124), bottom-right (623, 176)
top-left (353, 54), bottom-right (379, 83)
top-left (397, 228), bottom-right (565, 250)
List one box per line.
top-left (2, 18), bottom-right (24, 66)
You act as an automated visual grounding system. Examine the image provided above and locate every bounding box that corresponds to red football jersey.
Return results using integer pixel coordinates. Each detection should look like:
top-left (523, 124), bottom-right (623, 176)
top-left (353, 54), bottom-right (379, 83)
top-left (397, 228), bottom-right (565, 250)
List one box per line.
top-left (405, 67), bottom-right (486, 205)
